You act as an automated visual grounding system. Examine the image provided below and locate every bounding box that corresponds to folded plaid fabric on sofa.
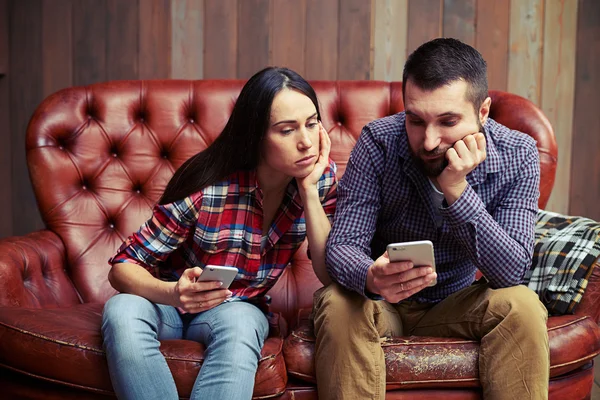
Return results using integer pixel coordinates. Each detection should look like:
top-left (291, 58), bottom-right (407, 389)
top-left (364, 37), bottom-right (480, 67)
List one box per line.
top-left (525, 210), bottom-right (600, 315)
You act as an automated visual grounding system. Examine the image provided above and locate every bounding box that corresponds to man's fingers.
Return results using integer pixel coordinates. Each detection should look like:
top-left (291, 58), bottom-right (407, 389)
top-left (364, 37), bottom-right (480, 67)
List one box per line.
top-left (463, 135), bottom-right (478, 153)
top-left (475, 132), bottom-right (486, 150)
top-left (374, 260), bottom-right (413, 276)
top-left (445, 147), bottom-right (460, 165)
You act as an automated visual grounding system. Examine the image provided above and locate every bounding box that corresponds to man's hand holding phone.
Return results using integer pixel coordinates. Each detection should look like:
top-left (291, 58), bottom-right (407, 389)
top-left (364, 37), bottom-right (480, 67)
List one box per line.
top-left (173, 267), bottom-right (233, 313)
top-left (437, 132), bottom-right (486, 205)
top-left (366, 252), bottom-right (437, 304)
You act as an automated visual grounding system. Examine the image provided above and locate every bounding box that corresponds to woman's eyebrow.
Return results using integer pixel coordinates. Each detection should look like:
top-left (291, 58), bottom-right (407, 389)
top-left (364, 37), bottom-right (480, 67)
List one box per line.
top-left (272, 112), bottom-right (318, 127)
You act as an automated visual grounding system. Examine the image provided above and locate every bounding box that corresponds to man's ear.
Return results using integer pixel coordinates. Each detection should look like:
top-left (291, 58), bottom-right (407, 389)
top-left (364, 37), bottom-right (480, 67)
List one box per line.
top-left (479, 96), bottom-right (492, 126)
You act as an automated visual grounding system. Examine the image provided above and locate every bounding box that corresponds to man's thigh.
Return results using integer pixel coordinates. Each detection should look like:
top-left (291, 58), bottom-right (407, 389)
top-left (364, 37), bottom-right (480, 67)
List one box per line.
top-left (312, 283), bottom-right (404, 338)
top-left (397, 282), bottom-right (542, 340)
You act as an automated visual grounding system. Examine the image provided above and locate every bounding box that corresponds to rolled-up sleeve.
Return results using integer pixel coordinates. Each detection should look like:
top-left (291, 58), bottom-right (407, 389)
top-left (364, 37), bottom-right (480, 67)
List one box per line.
top-left (110, 193), bottom-right (202, 275)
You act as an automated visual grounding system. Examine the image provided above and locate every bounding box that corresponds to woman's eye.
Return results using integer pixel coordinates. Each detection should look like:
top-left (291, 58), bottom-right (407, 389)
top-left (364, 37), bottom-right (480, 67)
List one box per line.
top-left (307, 122), bottom-right (318, 129)
top-left (281, 128), bottom-right (294, 135)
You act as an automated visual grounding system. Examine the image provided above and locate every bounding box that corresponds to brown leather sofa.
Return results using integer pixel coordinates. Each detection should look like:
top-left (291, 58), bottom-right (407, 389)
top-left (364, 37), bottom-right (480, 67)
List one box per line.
top-left (0, 80), bottom-right (598, 399)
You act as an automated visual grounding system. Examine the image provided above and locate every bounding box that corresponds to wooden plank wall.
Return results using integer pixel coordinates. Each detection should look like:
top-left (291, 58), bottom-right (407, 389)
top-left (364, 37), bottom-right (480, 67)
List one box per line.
top-left (0, 0), bottom-right (10, 238)
top-left (2, 0), bottom-right (598, 238)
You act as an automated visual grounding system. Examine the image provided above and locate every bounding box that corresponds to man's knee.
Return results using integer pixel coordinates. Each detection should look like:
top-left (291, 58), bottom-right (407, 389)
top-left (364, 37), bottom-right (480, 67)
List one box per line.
top-left (313, 283), bottom-right (384, 342)
top-left (487, 285), bottom-right (547, 326)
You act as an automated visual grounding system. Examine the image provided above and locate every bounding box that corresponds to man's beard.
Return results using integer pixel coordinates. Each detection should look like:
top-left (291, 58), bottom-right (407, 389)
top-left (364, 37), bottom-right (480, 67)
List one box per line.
top-left (411, 120), bottom-right (485, 178)
top-left (412, 148), bottom-right (449, 177)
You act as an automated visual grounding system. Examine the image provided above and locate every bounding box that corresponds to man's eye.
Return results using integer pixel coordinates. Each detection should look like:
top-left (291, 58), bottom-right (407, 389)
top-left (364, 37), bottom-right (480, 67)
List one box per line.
top-left (442, 120), bottom-right (458, 127)
top-left (408, 119), bottom-right (424, 126)
top-left (307, 122), bottom-right (318, 129)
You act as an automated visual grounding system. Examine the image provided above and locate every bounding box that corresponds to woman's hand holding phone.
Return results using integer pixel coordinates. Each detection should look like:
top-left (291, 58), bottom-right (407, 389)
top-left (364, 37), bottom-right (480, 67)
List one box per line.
top-left (173, 267), bottom-right (232, 313)
top-left (366, 252), bottom-right (437, 304)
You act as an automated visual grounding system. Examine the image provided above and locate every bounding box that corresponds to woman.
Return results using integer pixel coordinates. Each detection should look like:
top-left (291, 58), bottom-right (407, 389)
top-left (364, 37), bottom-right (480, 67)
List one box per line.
top-left (101, 67), bottom-right (336, 399)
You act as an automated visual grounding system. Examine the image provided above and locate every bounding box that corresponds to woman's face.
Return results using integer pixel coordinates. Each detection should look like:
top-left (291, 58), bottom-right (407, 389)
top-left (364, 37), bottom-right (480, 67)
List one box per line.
top-left (260, 88), bottom-right (320, 179)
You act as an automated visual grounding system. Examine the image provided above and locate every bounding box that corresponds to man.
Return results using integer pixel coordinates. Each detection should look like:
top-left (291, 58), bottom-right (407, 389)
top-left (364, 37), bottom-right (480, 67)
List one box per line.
top-left (313, 38), bottom-right (549, 399)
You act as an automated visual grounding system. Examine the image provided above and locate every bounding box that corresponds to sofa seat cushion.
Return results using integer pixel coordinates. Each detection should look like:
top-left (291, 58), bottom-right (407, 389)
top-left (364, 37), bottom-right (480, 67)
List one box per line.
top-left (283, 309), bottom-right (600, 390)
top-left (0, 303), bottom-right (287, 398)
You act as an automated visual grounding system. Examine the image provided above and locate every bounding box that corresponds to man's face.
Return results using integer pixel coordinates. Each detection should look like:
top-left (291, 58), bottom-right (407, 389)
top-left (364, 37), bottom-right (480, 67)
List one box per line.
top-left (404, 79), bottom-right (487, 177)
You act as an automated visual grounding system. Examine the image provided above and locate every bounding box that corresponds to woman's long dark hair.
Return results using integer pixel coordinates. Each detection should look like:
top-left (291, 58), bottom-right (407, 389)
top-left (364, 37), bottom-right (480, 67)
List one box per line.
top-left (159, 67), bottom-right (321, 205)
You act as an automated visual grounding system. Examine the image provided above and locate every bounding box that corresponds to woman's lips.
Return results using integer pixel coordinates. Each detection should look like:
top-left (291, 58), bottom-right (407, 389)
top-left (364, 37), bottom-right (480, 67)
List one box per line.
top-left (296, 155), bottom-right (316, 166)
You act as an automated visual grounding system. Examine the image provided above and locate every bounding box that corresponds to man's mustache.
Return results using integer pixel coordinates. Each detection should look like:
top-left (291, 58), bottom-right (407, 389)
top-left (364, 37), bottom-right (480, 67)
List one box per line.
top-left (419, 147), bottom-right (449, 158)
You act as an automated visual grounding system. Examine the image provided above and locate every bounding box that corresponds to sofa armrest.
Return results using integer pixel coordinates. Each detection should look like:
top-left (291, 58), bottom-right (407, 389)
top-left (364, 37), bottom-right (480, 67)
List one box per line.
top-left (0, 230), bottom-right (81, 308)
top-left (574, 258), bottom-right (600, 323)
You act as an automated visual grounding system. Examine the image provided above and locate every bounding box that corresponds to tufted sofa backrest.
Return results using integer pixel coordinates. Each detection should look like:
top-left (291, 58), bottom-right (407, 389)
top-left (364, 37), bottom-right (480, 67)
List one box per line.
top-left (26, 80), bottom-right (557, 321)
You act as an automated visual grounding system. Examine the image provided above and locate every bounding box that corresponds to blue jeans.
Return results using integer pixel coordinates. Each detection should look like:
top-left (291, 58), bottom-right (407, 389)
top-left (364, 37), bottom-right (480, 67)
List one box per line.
top-left (101, 294), bottom-right (269, 400)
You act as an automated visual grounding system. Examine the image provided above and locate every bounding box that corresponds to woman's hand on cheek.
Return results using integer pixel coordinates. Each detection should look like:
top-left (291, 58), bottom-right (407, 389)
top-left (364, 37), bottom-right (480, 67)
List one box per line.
top-left (297, 122), bottom-right (331, 194)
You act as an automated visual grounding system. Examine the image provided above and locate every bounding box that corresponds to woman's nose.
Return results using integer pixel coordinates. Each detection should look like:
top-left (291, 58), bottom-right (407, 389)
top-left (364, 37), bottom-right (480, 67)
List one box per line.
top-left (298, 129), bottom-right (313, 149)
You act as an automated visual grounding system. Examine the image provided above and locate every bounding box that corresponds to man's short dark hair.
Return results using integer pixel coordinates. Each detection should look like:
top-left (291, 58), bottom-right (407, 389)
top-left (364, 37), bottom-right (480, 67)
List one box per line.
top-left (402, 38), bottom-right (488, 111)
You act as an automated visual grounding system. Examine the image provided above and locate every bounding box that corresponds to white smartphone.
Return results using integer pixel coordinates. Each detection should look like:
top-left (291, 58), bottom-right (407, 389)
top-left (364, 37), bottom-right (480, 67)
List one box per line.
top-left (196, 265), bottom-right (238, 289)
top-left (387, 240), bottom-right (437, 286)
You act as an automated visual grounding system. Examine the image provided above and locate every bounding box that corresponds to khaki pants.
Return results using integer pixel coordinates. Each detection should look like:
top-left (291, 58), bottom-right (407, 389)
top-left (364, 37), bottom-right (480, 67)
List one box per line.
top-left (312, 281), bottom-right (549, 400)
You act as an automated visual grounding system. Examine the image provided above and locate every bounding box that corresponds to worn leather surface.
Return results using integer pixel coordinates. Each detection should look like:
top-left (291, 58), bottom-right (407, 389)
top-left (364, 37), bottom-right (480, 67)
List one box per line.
top-left (0, 79), bottom-right (596, 398)
top-left (575, 259), bottom-right (600, 323)
top-left (284, 309), bottom-right (600, 388)
top-left (0, 303), bottom-right (287, 398)
top-left (279, 364), bottom-right (594, 400)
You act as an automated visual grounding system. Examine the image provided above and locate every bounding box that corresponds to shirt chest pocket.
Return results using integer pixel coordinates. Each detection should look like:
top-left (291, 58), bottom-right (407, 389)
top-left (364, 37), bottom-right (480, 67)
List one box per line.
top-left (195, 226), bottom-right (254, 255)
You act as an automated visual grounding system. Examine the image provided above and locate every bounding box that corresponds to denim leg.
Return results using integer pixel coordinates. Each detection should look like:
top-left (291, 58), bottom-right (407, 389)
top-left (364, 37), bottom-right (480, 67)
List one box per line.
top-left (102, 293), bottom-right (184, 400)
top-left (185, 301), bottom-right (269, 400)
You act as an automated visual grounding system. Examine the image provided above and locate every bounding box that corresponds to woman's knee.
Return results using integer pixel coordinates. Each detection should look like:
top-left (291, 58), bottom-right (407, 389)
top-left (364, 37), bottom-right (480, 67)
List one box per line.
top-left (193, 302), bottom-right (269, 347)
top-left (104, 293), bottom-right (152, 318)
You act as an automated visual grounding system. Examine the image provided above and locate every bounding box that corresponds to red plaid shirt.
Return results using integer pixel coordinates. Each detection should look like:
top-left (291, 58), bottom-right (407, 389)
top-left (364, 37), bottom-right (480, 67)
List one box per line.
top-left (110, 159), bottom-right (337, 300)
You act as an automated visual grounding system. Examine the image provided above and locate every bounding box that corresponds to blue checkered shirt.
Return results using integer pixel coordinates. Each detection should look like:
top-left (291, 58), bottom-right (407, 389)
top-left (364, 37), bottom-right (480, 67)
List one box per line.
top-left (326, 113), bottom-right (540, 303)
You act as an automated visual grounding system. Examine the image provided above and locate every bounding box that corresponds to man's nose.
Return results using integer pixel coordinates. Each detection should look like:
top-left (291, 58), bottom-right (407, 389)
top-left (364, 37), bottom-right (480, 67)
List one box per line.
top-left (423, 126), bottom-right (441, 152)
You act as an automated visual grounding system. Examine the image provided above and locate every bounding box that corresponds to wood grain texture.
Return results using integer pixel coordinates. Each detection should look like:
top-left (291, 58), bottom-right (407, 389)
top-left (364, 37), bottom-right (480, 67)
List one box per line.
top-left (139, 0), bottom-right (171, 79)
top-left (338, 0), bottom-right (372, 80)
top-left (271, 0), bottom-right (306, 75)
top-left (0, 0), bottom-right (9, 237)
top-left (570, 0), bottom-right (600, 220)
top-left (507, 0), bottom-right (544, 104)
top-left (443, 0), bottom-right (475, 46)
top-left (475, 0), bottom-right (510, 91)
top-left (407, 0), bottom-right (442, 55)
top-left (204, 0), bottom-right (237, 79)
top-left (9, 0), bottom-right (45, 235)
top-left (42, 0), bottom-right (73, 96)
top-left (0, 76), bottom-right (9, 238)
top-left (373, 0), bottom-right (408, 82)
top-left (107, 0), bottom-right (139, 80)
top-left (171, 0), bottom-right (203, 79)
top-left (237, 0), bottom-right (270, 79)
top-left (305, 0), bottom-right (338, 80)
top-left (542, 0), bottom-right (578, 214)
top-left (73, 0), bottom-right (107, 86)
top-left (0, 0), bottom-right (7, 76)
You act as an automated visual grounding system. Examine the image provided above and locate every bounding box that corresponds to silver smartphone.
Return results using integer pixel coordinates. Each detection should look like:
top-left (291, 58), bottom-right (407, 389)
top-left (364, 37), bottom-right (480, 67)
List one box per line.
top-left (387, 240), bottom-right (436, 286)
top-left (196, 265), bottom-right (238, 289)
